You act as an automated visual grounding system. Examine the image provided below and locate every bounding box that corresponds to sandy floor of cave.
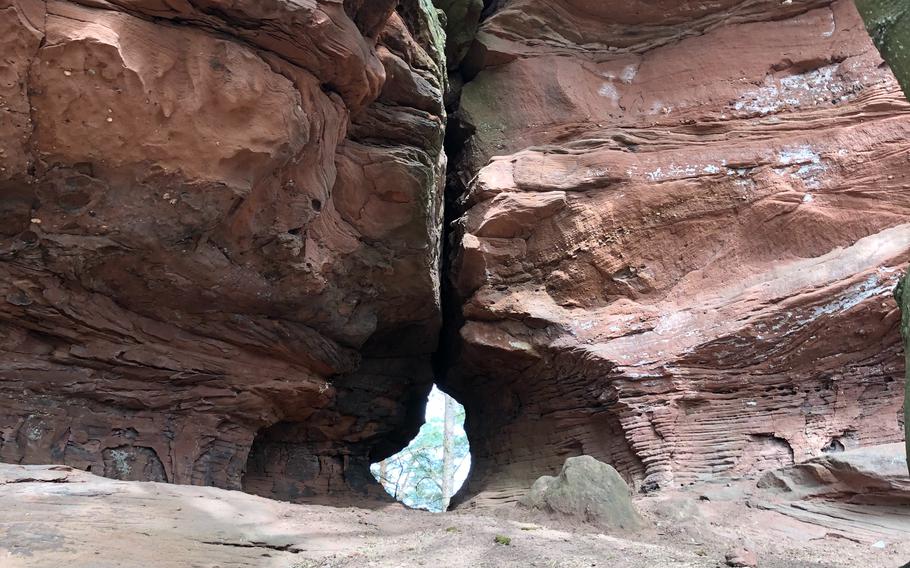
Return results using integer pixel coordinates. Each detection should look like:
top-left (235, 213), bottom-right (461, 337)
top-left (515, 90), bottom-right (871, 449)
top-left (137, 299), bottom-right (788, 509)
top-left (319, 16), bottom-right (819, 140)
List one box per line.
top-left (0, 464), bottom-right (907, 568)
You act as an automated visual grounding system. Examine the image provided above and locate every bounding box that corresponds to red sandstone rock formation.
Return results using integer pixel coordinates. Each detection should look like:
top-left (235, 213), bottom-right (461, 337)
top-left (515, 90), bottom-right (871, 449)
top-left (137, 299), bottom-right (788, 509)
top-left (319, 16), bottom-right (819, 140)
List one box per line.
top-left (443, 0), bottom-right (910, 505)
top-left (1, 0), bottom-right (907, 511)
top-left (0, 0), bottom-right (446, 501)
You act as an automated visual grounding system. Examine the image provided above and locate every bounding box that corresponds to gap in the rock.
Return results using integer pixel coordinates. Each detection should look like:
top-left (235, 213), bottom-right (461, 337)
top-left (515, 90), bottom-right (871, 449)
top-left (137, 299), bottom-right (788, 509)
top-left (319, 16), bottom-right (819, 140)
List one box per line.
top-left (371, 385), bottom-right (471, 512)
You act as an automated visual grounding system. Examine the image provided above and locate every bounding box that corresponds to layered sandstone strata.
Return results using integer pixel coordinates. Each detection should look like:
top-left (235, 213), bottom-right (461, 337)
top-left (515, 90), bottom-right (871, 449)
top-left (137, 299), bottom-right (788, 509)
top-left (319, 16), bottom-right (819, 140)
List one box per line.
top-left (0, 0), bottom-right (446, 501)
top-left (1, 0), bottom-right (908, 511)
top-left (444, 0), bottom-right (910, 505)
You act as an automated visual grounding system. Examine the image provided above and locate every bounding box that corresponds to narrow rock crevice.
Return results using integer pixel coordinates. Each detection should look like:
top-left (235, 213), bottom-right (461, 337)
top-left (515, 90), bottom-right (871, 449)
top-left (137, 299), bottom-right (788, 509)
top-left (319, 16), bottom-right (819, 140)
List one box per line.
top-left (1, 0), bottom-right (908, 514)
top-left (199, 540), bottom-right (302, 554)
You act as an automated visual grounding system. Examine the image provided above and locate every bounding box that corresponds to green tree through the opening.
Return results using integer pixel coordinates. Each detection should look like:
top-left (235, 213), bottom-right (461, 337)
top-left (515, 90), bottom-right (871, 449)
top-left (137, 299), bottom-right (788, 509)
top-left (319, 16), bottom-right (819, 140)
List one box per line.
top-left (371, 387), bottom-right (470, 512)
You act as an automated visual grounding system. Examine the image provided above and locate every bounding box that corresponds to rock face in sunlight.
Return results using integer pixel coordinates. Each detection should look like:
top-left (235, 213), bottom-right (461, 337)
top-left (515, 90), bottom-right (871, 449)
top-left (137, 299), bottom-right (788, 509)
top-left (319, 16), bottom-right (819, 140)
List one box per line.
top-left (0, 0), bottom-right (445, 501)
top-left (443, 0), bottom-right (910, 505)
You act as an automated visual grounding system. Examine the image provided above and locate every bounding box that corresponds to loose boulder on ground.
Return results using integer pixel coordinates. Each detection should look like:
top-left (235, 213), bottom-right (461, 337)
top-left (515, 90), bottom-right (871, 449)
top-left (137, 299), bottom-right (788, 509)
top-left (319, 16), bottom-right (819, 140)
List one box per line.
top-left (521, 455), bottom-right (643, 530)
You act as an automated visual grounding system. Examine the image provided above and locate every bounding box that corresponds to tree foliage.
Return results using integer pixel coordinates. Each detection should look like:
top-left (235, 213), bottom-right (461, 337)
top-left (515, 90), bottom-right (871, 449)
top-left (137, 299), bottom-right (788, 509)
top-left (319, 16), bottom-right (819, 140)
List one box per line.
top-left (371, 388), bottom-right (470, 512)
top-left (854, 0), bottom-right (910, 472)
top-left (855, 1), bottom-right (910, 95)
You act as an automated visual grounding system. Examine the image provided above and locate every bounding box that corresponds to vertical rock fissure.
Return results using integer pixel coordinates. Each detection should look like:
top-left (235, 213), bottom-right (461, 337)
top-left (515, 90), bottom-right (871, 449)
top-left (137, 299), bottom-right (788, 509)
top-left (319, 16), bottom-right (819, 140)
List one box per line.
top-left (428, 0), bottom-right (491, 507)
top-left (239, 0), bottom-right (452, 505)
top-left (4, 0), bottom-right (909, 512)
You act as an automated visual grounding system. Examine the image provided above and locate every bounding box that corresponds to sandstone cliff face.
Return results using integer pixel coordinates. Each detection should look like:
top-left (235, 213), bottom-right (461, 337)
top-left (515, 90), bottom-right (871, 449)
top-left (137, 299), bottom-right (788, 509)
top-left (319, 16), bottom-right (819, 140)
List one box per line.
top-left (444, 0), bottom-right (910, 505)
top-left (1, 0), bottom-right (907, 509)
top-left (0, 0), bottom-right (446, 501)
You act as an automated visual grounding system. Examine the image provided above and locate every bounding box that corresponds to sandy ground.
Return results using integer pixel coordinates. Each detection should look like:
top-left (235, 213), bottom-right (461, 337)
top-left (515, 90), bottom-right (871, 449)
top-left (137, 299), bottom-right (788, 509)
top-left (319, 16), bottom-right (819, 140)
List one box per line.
top-left (0, 462), bottom-right (907, 568)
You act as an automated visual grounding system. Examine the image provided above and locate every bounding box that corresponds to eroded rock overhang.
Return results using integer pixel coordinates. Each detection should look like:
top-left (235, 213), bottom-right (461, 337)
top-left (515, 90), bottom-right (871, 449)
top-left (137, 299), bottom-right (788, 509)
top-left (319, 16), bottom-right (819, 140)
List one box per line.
top-left (0, 0), bottom-right (447, 502)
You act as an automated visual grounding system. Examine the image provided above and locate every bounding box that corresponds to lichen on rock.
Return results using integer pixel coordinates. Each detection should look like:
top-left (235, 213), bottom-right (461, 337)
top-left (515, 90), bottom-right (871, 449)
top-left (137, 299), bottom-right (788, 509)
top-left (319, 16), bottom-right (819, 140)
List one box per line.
top-left (522, 456), bottom-right (643, 530)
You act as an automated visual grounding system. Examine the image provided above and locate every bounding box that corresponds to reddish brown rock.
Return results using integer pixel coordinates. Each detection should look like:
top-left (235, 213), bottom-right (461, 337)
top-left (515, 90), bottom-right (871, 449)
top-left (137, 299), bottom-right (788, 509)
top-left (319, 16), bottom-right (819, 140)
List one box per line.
top-left (3, 0), bottom-right (908, 514)
top-left (758, 443), bottom-right (910, 501)
top-left (444, 0), bottom-right (910, 505)
top-left (0, 0), bottom-right (446, 502)
top-left (725, 548), bottom-right (758, 568)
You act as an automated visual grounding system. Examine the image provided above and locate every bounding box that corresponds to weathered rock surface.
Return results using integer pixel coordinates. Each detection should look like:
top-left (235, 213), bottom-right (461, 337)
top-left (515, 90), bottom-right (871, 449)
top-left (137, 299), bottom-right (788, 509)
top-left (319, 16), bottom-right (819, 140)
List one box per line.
top-left (1, 0), bottom-right (908, 521)
top-left (758, 443), bottom-right (909, 502)
top-left (639, 444), bottom-right (910, 557)
top-left (0, 0), bottom-right (446, 502)
top-left (856, 0), bottom-right (910, 481)
top-left (444, 0), bottom-right (910, 505)
top-left (725, 549), bottom-right (759, 568)
top-left (754, 444), bottom-right (910, 543)
top-left (522, 455), bottom-right (642, 530)
top-left (2, 462), bottom-right (907, 567)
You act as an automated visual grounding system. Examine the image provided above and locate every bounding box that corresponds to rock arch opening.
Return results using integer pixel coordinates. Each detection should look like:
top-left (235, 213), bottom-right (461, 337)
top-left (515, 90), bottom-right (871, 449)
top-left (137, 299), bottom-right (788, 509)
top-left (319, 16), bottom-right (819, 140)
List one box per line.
top-left (371, 386), bottom-right (471, 512)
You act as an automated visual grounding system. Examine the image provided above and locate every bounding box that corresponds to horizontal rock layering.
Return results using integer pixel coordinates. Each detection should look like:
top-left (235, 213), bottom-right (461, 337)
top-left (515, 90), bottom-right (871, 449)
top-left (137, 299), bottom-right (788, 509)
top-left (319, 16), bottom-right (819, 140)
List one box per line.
top-left (0, 0), bottom-right (446, 502)
top-left (444, 0), bottom-right (910, 505)
top-left (0, 0), bottom-right (907, 508)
